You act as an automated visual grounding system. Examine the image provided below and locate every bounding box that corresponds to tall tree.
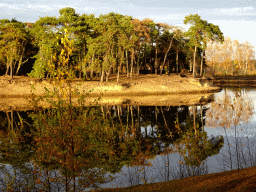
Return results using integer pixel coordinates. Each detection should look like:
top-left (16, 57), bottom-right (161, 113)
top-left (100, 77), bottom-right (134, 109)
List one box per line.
top-left (184, 14), bottom-right (224, 77)
top-left (131, 19), bottom-right (151, 76)
top-left (28, 16), bottom-right (60, 78)
top-left (0, 20), bottom-right (29, 79)
top-left (159, 26), bottom-right (185, 75)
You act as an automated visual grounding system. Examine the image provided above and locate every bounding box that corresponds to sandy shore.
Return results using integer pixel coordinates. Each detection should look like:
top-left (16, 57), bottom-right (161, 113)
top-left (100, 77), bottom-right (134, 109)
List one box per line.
top-left (0, 74), bottom-right (222, 111)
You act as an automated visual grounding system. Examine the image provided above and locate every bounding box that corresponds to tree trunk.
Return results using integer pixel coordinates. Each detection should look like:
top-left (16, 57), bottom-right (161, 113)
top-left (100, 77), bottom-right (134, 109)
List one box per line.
top-left (5, 55), bottom-right (10, 76)
top-left (100, 71), bottom-right (104, 83)
top-left (16, 57), bottom-right (28, 75)
top-left (200, 50), bottom-right (204, 77)
top-left (126, 49), bottom-right (129, 77)
top-left (106, 68), bottom-right (110, 82)
top-left (193, 41), bottom-right (197, 77)
top-left (130, 48), bottom-right (134, 79)
top-left (117, 65), bottom-right (120, 83)
top-left (78, 51), bottom-right (81, 78)
top-left (190, 59), bottom-right (192, 72)
top-left (137, 50), bottom-right (140, 75)
top-left (10, 60), bottom-right (13, 80)
top-left (90, 70), bottom-right (93, 80)
top-left (144, 44), bottom-right (147, 67)
top-left (176, 47), bottom-right (179, 74)
top-left (160, 36), bottom-right (175, 75)
top-left (155, 46), bottom-right (158, 75)
top-left (5, 63), bottom-right (9, 76)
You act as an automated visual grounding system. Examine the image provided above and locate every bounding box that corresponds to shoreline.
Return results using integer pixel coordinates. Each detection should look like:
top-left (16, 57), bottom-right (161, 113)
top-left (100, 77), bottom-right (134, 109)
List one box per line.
top-left (0, 74), bottom-right (221, 97)
top-left (0, 74), bottom-right (222, 111)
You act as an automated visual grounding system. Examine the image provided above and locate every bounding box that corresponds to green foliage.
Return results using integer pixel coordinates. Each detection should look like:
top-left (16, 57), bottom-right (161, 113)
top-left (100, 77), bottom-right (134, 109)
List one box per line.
top-left (28, 17), bottom-right (61, 78)
top-left (184, 14), bottom-right (224, 75)
top-left (0, 20), bottom-right (30, 76)
top-left (0, 8), bottom-right (230, 79)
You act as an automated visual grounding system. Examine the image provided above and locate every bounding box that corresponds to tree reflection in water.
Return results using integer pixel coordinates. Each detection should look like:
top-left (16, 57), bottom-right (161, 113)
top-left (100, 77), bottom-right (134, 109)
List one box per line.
top-left (205, 88), bottom-right (255, 171)
top-left (0, 103), bottom-right (227, 190)
top-left (206, 89), bottom-right (254, 129)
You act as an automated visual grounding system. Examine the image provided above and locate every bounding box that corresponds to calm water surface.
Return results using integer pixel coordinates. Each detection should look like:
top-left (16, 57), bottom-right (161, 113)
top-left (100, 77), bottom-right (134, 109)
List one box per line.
top-left (1, 86), bottom-right (256, 191)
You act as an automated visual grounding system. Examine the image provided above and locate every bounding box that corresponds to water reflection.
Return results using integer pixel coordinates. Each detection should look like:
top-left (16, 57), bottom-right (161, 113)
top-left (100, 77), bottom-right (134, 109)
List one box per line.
top-left (205, 89), bottom-right (254, 129)
top-left (205, 88), bottom-right (256, 172)
top-left (0, 101), bottom-right (226, 191)
top-left (1, 88), bottom-right (256, 190)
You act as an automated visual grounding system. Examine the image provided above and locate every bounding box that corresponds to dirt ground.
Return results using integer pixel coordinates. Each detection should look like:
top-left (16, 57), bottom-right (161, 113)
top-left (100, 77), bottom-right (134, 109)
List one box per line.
top-left (0, 74), bottom-right (222, 111)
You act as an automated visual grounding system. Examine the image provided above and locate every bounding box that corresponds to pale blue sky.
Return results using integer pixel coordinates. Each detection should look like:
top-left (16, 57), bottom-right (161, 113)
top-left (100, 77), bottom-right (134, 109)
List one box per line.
top-left (1, 0), bottom-right (256, 52)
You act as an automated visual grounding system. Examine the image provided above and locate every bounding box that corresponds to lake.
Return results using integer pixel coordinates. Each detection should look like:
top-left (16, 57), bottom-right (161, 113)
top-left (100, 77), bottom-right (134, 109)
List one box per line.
top-left (0, 86), bottom-right (256, 191)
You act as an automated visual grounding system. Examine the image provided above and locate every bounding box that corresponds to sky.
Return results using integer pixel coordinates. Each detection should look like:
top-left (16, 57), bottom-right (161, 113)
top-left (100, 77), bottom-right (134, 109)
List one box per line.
top-left (0, 0), bottom-right (256, 52)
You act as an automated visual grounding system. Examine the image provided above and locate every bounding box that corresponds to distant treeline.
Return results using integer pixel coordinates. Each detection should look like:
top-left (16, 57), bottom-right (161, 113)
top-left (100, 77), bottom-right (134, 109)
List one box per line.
top-left (0, 7), bottom-right (253, 82)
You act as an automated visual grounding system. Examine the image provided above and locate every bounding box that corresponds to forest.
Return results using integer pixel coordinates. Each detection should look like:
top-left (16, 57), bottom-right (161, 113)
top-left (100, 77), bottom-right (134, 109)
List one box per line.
top-left (0, 7), bottom-right (255, 82)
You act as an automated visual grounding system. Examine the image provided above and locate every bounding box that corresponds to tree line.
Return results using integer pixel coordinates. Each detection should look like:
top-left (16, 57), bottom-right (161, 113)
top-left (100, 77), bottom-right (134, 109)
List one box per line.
top-left (1, 7), bottom-right (253, 82)
top-left (206, 37), bottom-right (256, 76)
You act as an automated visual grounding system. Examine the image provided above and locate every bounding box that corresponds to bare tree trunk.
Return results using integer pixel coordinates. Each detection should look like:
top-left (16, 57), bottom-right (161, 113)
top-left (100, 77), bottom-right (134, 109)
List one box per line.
top-left (176, 47), bottom-right (179, 74)
top-left (137, 50), bottom-right (140, 75)
top-left (193, 41), bottom-right (198, 77)
top-left (5, 56), bottom-right (10, 76)
top-left (5, 63), bottom-right (9, 76)
top-left (10, 60), bottom-right (13, 80)
top-left (16, 57), bottom-right (28, 75)
top-left (130, 48), bottom-right (134, 79)
top-left (190, 59), bottom-right (192, 72)
top-left (100, 71), bottom-right (104, 83)
top-left (155, 46), bottom-right (158, 75)
top-left (78, 51), bottom-right (81, 79)
top-left (144, 44), bottom-right (147, 68)
top-left (126, 49), bottom-right (129, 78)
top-left (200, 50), bottom-right (204, 77)
top-left (106, 68), bottom-right (111, 82)
top-left (160, 36), bottom-right (175, 75)
top-left (15, 43), bottom-right (27, 75)
top-left (117, 65), bottom-right (120, 83)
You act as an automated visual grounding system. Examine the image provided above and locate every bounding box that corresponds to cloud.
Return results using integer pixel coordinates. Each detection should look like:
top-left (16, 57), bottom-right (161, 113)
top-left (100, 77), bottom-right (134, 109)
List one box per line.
top-left (0, 3), bottom-right (26, 10)
top-left (27, 4), bottom-right (54, 12)
top-left (134, 13), bottom-right (187, 25)
top-left (206, 7), bottom-right (256, 16)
